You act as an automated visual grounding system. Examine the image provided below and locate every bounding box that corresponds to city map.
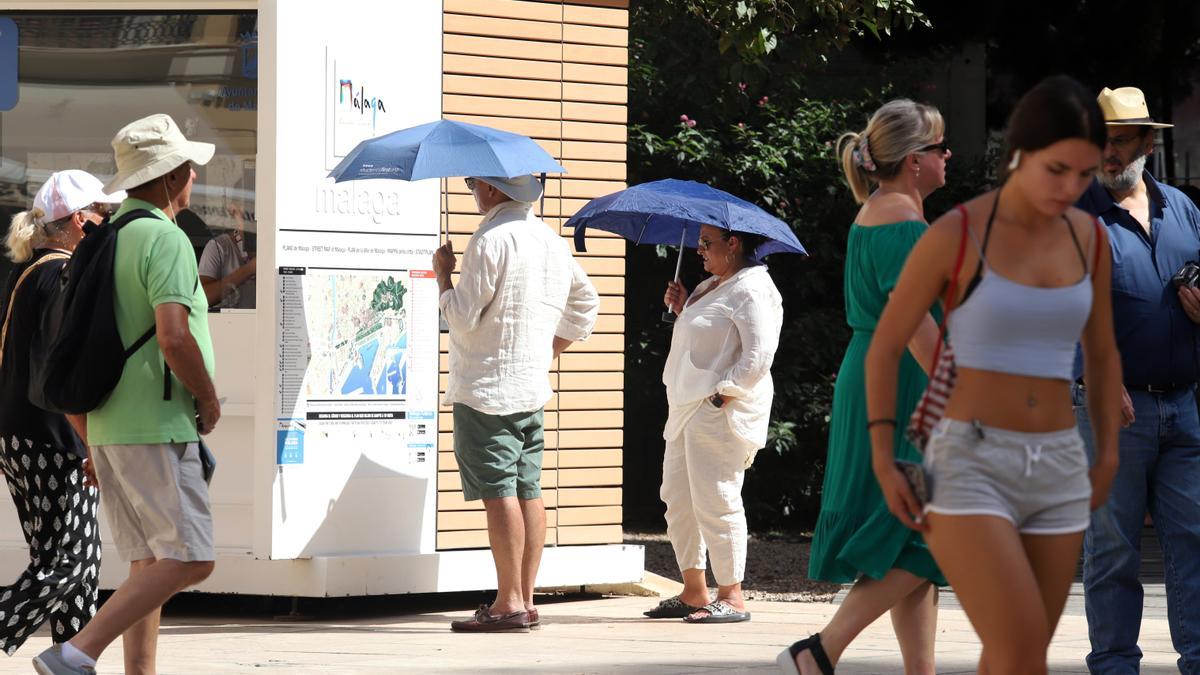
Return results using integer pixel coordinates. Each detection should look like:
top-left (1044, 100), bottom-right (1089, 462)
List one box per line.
top-left (302, 272), bottom-right (409, 398)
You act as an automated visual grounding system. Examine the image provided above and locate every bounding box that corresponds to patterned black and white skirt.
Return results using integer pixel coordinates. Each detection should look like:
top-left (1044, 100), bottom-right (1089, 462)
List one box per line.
top-left (0, 436), bottom-right (100, 655)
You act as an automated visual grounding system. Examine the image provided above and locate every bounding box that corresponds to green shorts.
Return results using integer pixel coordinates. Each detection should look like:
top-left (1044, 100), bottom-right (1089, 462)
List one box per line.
top-left (452, 403), bottom-right (544, 501)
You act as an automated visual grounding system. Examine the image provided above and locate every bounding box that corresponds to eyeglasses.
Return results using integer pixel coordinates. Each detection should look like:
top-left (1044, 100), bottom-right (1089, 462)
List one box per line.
top-left (918, 142), bottom-right (950, 155)
top-left (464, 177), bottom-right (477, 191)
top-left (1106, 134), bottom-right (1145, 148)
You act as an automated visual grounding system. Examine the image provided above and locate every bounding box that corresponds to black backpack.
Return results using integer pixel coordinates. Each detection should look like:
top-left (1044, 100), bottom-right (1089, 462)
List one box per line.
top-left (29, 209), bottom-right (186, 414)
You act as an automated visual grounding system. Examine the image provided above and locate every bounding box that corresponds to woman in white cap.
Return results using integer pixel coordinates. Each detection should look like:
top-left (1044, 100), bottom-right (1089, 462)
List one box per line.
top-left (0, 170), bottom-right (121, 656)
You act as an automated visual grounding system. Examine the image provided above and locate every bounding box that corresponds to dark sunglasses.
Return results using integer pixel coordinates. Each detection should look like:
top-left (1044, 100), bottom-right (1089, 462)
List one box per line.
top-left (918, 142), bottom-right (950, 155)
top-left (464, 177), bottom-right (477, 190)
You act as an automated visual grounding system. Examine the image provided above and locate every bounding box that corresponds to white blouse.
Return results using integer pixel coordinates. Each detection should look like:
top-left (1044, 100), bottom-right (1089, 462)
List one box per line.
top-left (662, 264), bottom-right (783, 449)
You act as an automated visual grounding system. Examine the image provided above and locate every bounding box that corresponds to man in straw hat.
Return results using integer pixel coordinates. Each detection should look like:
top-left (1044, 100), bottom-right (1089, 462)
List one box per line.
top-left (1074, 86), bottom-right (1200, 672)
top-left (434, 175), bottom-right (598, 632)
top-left (34, 114), bottom-right (218, 675)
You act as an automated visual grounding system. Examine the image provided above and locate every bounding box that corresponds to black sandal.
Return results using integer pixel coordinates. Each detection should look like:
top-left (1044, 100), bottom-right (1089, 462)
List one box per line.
top-left (775, 633), bottom-right (834, 675)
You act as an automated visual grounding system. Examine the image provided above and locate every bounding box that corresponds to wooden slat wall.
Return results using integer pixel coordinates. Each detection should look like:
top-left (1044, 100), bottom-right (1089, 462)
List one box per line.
top-left (437, 0), bottom-right (628, 551)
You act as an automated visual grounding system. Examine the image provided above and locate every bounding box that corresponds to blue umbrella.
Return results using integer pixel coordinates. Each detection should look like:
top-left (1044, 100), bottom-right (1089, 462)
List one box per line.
top-left (568, 179), bottom-right (806, 259)
top-left (327, 119), bottom-right (566, 182)
top-left (568, 179), bottom-right (806, 321)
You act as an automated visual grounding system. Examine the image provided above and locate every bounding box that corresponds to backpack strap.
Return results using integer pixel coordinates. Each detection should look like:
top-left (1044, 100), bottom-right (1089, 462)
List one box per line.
top-left (0, 252), bottom-right (70, 371)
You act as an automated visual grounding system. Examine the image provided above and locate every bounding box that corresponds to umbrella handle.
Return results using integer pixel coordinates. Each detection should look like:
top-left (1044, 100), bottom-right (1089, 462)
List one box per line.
top-left (672, 226), bottom-right (686, 282)
top-left (663, 226), bottom-right (687, 324)
top-left (442, 176), bottom-right (450, 243)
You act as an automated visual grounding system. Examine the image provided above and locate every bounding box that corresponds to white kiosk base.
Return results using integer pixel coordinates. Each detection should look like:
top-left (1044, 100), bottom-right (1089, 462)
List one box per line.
top-left (0, 544), bottom-right (645, 597)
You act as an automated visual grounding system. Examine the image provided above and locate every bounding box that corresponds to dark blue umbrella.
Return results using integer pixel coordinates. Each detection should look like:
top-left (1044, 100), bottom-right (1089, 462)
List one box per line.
top-left (568, 179), bottom-right (805, 321)
top-left (327, 119), bottom-right (566, 182)
top-left (568, 179), bottom-right (806, 260)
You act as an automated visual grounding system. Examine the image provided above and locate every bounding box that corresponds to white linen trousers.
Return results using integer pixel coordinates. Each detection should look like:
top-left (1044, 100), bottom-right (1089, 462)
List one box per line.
top-left (661, 399), bottom-right (760, 586)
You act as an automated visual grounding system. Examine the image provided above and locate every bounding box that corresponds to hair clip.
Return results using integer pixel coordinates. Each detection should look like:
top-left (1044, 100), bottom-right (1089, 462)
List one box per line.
top-left (855, 140), bottom-right (877, 172)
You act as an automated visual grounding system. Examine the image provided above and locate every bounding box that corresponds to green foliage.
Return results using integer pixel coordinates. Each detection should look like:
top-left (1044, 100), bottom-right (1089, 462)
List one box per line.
top-left (370, 277), bottom-right (407, 313)
top-left (644, 0), bottom-right (929, 64)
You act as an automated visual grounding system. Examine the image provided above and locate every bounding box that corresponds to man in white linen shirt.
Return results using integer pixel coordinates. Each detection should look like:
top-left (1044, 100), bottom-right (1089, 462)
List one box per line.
top-left (433, 174), bottom-right (599, 633)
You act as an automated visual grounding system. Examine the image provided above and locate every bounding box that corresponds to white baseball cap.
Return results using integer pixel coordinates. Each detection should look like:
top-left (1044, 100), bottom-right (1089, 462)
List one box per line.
top-left (32, 170), bottom-right (126, 223)
top-left (104, 113), bottom-right (215, 193)
top-left (477, 174), bottom-right (544, 203)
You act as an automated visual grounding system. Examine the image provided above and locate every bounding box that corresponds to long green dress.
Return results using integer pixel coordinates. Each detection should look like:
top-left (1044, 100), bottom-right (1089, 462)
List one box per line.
top-left (808, 220), bottom-right (947, 586)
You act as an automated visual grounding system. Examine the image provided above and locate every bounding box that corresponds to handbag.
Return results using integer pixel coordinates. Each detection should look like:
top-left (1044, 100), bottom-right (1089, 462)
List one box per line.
top-left (905, 205), bottom-right (971, 452)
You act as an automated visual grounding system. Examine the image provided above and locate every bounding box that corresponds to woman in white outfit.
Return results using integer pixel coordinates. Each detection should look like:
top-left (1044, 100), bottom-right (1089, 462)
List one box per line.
top-left (643, 224), bottom-right (783, 624)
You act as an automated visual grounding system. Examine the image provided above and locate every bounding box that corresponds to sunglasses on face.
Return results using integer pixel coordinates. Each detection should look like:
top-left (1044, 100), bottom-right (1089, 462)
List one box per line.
top-left (464, 177), bottom-right (477, 191)
top-left (697, 236), bottom-right (730, 251)
top-left (918, 142), bottom-right (950, 155)
top-left (1106, 134), bottom-right (1143, 148)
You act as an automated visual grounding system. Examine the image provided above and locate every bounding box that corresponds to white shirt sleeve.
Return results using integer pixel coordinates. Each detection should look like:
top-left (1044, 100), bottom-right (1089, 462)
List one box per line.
top-left (716, 285), bottom-right (781, 399)
top-left (555, 257), bottom-right (599, 342)
top-left (439, 236), bottom-right (499, 333)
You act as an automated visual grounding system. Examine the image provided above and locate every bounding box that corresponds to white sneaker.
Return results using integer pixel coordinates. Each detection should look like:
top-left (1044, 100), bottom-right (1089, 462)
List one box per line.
top-left (32, 645), bottom-right (95, 675)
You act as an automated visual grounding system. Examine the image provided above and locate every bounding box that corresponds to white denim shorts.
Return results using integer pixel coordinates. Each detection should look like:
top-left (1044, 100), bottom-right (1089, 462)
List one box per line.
top-left (922, 418), bottom-right (1092, 535)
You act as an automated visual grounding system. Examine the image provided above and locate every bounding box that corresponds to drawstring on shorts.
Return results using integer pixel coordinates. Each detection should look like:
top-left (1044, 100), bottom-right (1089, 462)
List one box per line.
top-left (1024, 444), bottom-right (1044, 477)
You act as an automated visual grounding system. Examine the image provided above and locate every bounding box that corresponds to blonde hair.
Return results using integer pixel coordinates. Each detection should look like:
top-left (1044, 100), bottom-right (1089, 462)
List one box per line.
top-left (837, 99), bottom-right (945, 204)
top-left (5, 208), bottom-right (70, 263)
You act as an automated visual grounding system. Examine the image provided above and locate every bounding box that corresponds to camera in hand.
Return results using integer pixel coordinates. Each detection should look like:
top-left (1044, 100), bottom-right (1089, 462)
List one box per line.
top-left (1172, 261), bottom-right (1200, 289)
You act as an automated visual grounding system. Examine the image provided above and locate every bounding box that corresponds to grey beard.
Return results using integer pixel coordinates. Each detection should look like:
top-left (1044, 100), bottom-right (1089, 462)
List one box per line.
top-left (1098, 153), bottom-right (1147, 193)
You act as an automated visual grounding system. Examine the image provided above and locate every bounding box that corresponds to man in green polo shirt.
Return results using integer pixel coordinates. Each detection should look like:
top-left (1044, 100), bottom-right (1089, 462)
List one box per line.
top-left (35, 114), bottom-right (220, 675)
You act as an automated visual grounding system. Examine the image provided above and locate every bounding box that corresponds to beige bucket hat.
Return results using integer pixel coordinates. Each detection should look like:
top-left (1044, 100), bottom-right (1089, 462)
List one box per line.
top-left (1097, 87), bottom-right (1173, 128)
top-left (104, 114), bottom-right (215, 193)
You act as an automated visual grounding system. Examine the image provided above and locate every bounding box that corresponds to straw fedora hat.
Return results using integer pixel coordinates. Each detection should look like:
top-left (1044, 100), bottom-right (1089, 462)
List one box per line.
top-left (104, 114), bottom-right (215, 193)
top-left (1097, 87), bottom-right (1173, 128)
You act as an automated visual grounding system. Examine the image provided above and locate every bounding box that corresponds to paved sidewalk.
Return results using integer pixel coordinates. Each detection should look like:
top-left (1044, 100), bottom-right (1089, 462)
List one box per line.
top-left (0, 593), bottom-right (1180, 673)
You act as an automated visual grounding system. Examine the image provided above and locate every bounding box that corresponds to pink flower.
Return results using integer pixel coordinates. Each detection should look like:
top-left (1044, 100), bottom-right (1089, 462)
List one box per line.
top-left (679, 114), bottom-right (690, 122)
top-left (738, 82), bottom-right (747, 92)
top-left (686, 119), bottom-right (697, 128)
top-left (738, 122), bottom-right (745, 129)
top-left (758, 96), bottom-right (769, 106)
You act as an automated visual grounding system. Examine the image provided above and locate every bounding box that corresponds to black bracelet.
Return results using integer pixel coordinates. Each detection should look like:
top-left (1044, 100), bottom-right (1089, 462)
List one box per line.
top-left (866, 418), bottom-right (897, 430)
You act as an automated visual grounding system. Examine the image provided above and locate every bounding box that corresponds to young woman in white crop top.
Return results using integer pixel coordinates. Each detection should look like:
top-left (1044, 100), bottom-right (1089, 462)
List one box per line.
top-left (865, 75), bottom-right (1123, 673)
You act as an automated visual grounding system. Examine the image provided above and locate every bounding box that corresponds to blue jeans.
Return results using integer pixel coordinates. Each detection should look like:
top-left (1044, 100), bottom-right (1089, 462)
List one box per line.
top-left (1075, 384), bottom-right (1200, 674)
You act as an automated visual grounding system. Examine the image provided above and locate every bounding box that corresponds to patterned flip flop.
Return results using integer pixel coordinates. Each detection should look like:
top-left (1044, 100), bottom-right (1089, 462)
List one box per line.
top-left (643, 595), bottom-right (703, 618)
top-left (682, 599), bottom-right (751, 624)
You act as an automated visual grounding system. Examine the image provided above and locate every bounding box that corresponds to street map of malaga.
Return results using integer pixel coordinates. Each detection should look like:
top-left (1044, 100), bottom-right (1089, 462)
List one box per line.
top-left (303, 273), bottom-right (409, 398)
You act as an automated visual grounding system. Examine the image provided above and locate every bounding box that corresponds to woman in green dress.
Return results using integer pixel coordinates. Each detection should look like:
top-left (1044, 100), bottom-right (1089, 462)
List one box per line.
top-left (779, 100), bottom-right (952, 675)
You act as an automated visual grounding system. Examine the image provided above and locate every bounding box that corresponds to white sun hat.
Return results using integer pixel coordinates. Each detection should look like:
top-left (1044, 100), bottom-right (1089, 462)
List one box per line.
top-left (477, 174), bottom-right (544, 203)
top-left (104, 113), bottom-right (215, 193)
top-left (32, 170), bottom-right (126, 223)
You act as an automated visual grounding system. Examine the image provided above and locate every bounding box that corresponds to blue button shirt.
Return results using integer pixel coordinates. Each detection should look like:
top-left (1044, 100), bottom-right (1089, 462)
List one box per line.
top-left (1076, 171), bottom-right (1200, 385)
